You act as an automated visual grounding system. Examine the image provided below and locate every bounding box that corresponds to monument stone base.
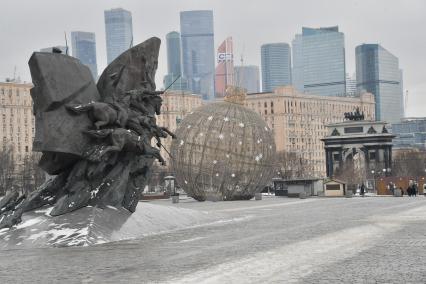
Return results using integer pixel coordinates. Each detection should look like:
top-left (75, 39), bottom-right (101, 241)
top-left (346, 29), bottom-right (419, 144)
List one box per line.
top-left (0, 202), bottom-right (214, 249)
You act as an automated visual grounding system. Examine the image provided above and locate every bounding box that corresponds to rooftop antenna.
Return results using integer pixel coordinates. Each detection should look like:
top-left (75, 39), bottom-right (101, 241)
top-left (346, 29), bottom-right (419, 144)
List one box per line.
top-left (13, 66), bottom-right (16, 82)
top-left (64, 31), bottom-right (69, 55)
top-left (236, 44), bottom-right (245, 89)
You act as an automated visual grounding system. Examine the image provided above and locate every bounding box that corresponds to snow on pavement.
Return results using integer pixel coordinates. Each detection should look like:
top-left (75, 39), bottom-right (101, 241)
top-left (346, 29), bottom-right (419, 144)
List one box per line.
top-left (169, 205), bottom-right (426, 283)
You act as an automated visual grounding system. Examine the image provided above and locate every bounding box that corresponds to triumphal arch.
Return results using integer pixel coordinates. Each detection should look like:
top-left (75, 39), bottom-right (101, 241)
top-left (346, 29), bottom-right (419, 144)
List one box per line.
top-left (322, 108), bottom-right (395, 178)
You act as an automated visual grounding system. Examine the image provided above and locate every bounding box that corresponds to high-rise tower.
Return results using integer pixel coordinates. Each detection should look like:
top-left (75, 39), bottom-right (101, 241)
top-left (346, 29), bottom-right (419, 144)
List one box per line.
top-left (180, 10), bottom-right (215, 100)
top-left (163, 31), bottom-right (188, 91)
top-left (234, 65), bottom-right (260, 93)
top-left (292, 26), bottom-right (346, 96)
top-left (261, 43), bottom-right (291, 92)
top-left (215, 37), bottom-right (234, 98)
top-left (356, 44), bottom-right (403, 123)
top-left (71, 31), bottom-right (98, 79)
top-left (104, 8), bottom-right (133, 64)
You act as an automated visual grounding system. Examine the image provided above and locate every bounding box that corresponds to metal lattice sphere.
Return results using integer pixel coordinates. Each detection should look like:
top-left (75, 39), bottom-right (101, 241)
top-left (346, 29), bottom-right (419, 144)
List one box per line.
top-left (171, 99), bottom-right (276, 201)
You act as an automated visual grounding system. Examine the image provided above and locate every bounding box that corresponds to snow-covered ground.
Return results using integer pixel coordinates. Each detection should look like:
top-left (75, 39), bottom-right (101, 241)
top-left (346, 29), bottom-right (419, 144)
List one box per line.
top-left (1, 196), bottom-right (426, 283)
top-left (0, 201), bottom-right (221, 248)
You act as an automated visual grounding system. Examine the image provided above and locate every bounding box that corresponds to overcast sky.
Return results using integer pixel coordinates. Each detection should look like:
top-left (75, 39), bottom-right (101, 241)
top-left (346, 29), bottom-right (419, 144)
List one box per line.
top-left (1, 0), bottom-right (425, 116)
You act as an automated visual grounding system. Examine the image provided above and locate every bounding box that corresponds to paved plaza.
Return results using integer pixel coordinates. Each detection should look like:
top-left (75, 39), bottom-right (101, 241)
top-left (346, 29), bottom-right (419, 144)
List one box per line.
top-left (1, 196), bottom-right (426, 283)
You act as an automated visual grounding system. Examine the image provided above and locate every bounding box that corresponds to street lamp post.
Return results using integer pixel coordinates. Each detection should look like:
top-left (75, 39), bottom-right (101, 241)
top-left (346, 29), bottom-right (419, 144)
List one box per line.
top-left (371, 170), bottom-right (376, 194)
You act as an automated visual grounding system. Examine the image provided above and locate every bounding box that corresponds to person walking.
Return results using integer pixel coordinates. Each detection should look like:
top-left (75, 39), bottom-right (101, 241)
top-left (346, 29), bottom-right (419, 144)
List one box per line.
top-left (413, 183), bottom-right (418, 197)
top-left (400, 187), bottom-right (404, 197)
top-left (360, 183), bottom-right (365, 197)
top-left (407, 185), bottom-right (412, 197)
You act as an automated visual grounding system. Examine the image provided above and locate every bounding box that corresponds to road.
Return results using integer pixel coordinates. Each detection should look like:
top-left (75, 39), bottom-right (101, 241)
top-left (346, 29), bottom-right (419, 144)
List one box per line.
top-left (1, 196), bottom-right (426, 283)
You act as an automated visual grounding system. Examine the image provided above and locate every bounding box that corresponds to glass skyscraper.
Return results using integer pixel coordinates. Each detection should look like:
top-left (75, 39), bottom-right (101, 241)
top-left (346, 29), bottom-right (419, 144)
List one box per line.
top-left (261, 43), bottom-right (292, 92)
top-left (166, 31), bottom-right (182, 77)
top-left (392, 118), bottom-right (426, 150)
top-left (71, 31), bottom-right (98, 80)
top-left (104, 8), bottom-right (133, 64)
top-left (292, 26), bottom-right (346, 96)
top-left (180, 10), bottom-right (215, 100)
top-left (234, 65), bottom-right (260, 93)
top-left (163, 31), bottom-right (189, 91)
top-left (356, 44), bottom-right (403, 123)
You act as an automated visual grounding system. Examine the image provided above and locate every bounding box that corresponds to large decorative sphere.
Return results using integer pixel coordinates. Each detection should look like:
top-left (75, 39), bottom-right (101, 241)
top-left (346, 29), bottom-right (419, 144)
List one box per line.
top-left (171, 100), bottom-right (276, 201)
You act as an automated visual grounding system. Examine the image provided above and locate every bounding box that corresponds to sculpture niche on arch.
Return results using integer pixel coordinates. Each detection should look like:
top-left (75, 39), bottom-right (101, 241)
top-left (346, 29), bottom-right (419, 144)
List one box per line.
top-left (0, 37), bottom-right (175, 229)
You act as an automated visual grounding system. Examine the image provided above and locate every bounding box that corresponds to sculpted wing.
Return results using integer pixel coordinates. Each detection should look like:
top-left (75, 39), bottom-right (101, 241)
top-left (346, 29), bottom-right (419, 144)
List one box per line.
top-left (97, 37), bottom-right (161, 103)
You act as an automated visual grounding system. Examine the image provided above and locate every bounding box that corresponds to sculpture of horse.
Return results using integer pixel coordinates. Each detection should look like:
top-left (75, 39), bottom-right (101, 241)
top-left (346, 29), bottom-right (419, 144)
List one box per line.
top-left (84, 128), bottom-right (166, 165)
top-left (66, 99), bottom-right (129, 129)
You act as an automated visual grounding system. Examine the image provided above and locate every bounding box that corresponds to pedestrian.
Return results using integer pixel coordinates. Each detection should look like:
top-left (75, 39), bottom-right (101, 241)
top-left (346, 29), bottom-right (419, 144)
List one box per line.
top-left (407, 186), bottom-right (412, 197)
top-left (400, 187), bottom-right (404, 197)
top-left (413, 183), bottom-right (418, 197)
top-left (360, 183), bottom-right (365, 197)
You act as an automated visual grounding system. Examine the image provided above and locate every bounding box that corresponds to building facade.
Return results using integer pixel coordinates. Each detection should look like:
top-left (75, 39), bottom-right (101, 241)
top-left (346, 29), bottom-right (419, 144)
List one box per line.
top-left (392, 118), bottom-right (426, 150)
top-left (156, 91), bottom-right (203, 164)
top-left (215, 37), bottom-right (234, 98)
top-left (180, 10), bottom-right (215, 100)
top-left (261, 43), bottom-right (292, 92)
top-left (71, 31), bottom-right (98, 79)
top-left (292, 26), bottom-right (346, 96)
top-left (356, 44), bottom-right (403, 123)
top-left (0, 81), bottom-right (34, 163)
top-left (104, 8), bottom-right (133, 64)
top-left (244, 86), bottom-right (375, 177)
top-left (234, 65), bottom-right (260, 93)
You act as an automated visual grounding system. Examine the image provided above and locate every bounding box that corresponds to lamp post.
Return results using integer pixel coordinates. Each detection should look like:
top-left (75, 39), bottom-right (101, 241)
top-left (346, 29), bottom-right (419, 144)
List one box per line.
top-left (371, 170), bottom-right (376, 193)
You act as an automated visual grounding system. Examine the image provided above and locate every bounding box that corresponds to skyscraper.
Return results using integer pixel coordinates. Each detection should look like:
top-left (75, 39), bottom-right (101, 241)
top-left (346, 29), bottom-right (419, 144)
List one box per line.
top-left (215, 37), bottom-right (234, 98)
top-left (234, 65), bottom-right (260, 93)
top-left (166, 31), bottom-right (182, 77)
top-left (180, 10), bottom-right (215, 100)
top-left (356, 44), bottom-right (404, 123)
top-left (163, 31), bottom-right (188, 91)
top-left (104, 8), bottom-right (133, 64)
top-left (71, 31), bottom-right (98, 79)
top-left (261, 43), bottom-right (292, 92)
top-left (346, 73), bottom-right (357, 95)
top-left (292, 26), bottom-right (346, 96)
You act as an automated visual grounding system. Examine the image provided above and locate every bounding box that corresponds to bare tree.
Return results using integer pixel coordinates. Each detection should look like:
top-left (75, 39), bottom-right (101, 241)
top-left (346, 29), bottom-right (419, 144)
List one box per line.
top-left (0, 144), bottom-right (17, 196)
top-left (18, 152), bottom-right (45, 196)
top-left (392, 149), bottom-right (426, 177)
top-left (334, 159), bottom-right (364, 186)
top-left (274, 151), bottom-right (314, 179)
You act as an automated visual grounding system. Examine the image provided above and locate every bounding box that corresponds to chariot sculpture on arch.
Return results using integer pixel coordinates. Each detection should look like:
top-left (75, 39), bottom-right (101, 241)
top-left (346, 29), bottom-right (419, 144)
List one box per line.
top-left (0, 37), bottom-right (175, 229)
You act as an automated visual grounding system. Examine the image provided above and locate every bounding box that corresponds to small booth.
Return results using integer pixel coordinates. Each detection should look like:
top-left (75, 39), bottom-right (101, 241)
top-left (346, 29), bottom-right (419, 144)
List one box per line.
top-left (323, 179), bottom-right (346, 197)
top-left (274, 178), bottom-right (323, 197)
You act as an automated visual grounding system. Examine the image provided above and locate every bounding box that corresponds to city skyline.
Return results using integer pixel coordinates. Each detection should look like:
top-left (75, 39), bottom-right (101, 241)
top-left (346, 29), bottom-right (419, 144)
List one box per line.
top-left (0, 0), bottom-right (425, 116)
